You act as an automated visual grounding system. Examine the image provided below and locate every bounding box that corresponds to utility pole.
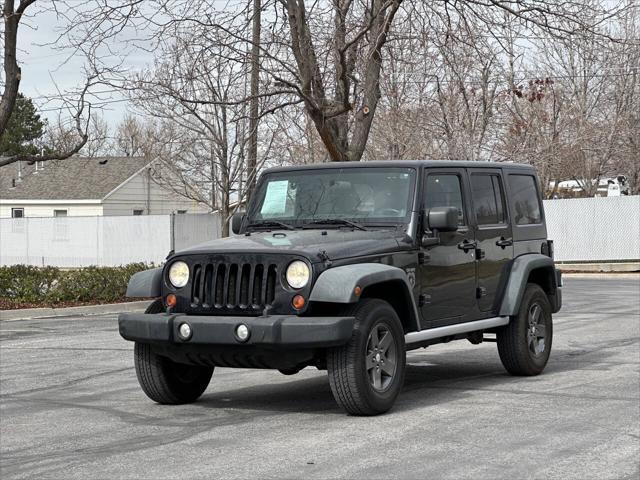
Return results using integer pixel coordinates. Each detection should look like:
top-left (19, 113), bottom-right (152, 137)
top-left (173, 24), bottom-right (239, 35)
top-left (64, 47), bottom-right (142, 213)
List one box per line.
top-left (246, 0), bottom-right (261, 203)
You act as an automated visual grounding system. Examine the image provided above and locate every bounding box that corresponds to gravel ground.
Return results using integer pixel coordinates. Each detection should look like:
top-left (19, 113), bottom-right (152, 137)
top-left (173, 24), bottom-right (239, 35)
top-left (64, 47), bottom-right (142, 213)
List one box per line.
top-left (1, 276), bottom-right (638, 479)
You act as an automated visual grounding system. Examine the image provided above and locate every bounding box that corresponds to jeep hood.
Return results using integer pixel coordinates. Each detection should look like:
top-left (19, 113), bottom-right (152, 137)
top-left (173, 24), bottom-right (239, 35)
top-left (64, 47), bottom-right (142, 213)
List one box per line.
top-left (176, 229), bottom-right (408, 262)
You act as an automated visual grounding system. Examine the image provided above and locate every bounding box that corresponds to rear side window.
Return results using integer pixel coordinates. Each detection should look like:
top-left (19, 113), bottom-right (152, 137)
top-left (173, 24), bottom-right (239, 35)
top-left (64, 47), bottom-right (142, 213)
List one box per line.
top-left (425, 174), bottom-right (465, 225)
top-left (508, 174), bottom-right (542, 225)
top-left (470, 174), bottom-right (506, 225)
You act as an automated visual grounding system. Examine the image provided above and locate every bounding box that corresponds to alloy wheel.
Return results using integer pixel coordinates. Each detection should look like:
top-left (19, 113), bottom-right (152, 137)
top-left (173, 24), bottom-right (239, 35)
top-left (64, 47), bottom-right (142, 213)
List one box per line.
top-left (526, 303), bottom-right (546, 357)
top-left (365, 323), bottom-right (397, 391)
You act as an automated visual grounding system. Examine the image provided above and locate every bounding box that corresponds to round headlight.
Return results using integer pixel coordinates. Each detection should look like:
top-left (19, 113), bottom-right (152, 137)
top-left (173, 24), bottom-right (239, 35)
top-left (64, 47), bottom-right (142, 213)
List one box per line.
top-left (168, 261), bottom-right (189, 288)
top-left (286, 260), bottom-right (310, 289)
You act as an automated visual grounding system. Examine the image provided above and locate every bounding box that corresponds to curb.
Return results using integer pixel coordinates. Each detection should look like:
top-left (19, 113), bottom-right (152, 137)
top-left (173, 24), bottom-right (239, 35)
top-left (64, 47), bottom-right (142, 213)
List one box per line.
top-left (562, 272), bottom-right (640, 279)
top-left (556, 262), bottom-right (639, 273)
top-left (0, 300), bottom-right (153, 322)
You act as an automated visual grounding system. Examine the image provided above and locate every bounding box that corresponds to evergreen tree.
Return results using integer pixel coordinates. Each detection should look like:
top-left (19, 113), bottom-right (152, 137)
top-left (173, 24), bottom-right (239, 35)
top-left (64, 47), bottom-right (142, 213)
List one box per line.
top-left (0, 94), bottom-right (45, 157)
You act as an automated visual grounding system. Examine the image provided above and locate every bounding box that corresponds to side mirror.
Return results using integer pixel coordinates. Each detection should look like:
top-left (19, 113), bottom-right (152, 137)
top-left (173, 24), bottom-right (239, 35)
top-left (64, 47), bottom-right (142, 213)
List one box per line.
top-left (231, 212), bottom-right (245, 235)
top-left (427, 206), bottom-right (458, 232)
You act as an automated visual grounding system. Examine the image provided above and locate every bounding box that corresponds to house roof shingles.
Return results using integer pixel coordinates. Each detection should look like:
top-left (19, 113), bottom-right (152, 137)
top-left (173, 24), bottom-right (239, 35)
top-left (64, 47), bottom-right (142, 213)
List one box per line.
top-left (0, 157), bottom-right (150, 200)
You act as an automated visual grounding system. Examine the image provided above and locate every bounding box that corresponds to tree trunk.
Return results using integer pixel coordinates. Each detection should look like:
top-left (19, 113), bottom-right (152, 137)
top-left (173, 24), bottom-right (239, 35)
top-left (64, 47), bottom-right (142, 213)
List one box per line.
top-left (283, 0), bottom-right (401, 163)
top-left (0, 0), bottom-right (27, 137)
top-left (221, 205), bottom-right (230, 237)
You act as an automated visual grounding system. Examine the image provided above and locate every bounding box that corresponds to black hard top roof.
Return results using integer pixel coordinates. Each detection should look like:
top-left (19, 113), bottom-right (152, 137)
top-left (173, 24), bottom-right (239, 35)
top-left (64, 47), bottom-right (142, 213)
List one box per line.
top-left (263, 160), bottom-right (535, 175)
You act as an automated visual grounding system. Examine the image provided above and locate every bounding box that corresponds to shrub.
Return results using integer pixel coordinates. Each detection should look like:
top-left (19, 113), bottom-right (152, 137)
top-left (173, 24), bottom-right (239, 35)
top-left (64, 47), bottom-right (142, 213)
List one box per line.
top-left (0, 263), bottom-right (152, 306)
top-left (0, 265), bottom-right (60, 303)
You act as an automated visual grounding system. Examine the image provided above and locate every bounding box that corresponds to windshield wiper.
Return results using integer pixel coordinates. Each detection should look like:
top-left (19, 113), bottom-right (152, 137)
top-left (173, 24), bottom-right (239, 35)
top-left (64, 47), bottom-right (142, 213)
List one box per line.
top-left (246, 220), bottom-right (295, 231)
top-left (303, 218), bottom-right (368, 231)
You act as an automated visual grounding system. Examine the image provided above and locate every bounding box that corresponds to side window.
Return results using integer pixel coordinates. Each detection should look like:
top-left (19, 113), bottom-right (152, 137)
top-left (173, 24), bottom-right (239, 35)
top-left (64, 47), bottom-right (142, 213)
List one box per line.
top-left (425, 174), bottom-right (465, 225)
top-left (508, 174), bottom-right (542, 225)
top-left (470, 174), bottom-right (506, 225)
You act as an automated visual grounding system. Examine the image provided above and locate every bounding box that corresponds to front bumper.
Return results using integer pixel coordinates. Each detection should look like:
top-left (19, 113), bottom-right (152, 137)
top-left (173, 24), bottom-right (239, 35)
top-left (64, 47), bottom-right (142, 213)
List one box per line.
top-left (118, 313), bottom-right (355, 348)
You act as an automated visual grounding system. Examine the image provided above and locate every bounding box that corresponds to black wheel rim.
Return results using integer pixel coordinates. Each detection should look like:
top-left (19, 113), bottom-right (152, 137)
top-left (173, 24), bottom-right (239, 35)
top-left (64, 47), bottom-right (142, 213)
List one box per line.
top-left (527, 303), bottom-right (547, 357)
top-left (366, 323), bottom-right (397, 392)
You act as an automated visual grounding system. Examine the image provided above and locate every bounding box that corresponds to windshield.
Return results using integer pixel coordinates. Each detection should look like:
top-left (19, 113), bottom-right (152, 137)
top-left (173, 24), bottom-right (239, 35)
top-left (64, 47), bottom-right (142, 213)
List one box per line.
top-left (247, 167), bottom-right (416, 227)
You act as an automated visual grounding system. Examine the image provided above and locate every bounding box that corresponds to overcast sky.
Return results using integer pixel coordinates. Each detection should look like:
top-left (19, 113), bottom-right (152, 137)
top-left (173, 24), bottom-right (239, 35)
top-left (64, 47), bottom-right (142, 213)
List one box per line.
top-left (15, 7), bottom-right (150, 128)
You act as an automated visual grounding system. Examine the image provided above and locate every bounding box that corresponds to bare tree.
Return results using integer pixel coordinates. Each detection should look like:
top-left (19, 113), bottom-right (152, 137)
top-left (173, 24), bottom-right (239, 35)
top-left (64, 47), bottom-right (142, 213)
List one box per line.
top-left (24, 0), bottom-right (635, 201)
top-left (498, 2), bottom-right (640, 197)
top-left (44, 0), bottom-right (631, 162)
top-left (113, 115), bottom-right (148, 157)
top-left (0, 0), bottom-right (34, 136)
top-left (430, 23), bottom-right (501, 161)
top-left (274, 0), bottom-right (403, 161)
top-left (128, 25), bottom-right (278, 236)
top-left (81, 114), bottom-right (110, 157)
top-left (0, 0), bottom-right (102, 167)
top-left (609, 4), bottom-right (640, 194)
top-left (364, 24), bottom-right (438, 161)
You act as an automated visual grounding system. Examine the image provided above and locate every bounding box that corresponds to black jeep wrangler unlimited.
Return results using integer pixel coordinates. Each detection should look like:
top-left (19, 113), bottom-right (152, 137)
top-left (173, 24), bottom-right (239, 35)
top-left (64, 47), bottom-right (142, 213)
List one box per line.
top-left (119, 161), bottom-right (562, 415)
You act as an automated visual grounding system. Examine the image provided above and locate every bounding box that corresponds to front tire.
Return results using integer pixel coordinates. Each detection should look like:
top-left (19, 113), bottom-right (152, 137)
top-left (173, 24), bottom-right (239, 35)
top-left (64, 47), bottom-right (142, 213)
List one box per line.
top-left (133, 300), bottom-right (213, 404)
top-left (497, 283), bottom-right (553, 376)
top-left (327, 299), bottom-right (406, 416)
top-left (134, 343), bottom-right (214, 404)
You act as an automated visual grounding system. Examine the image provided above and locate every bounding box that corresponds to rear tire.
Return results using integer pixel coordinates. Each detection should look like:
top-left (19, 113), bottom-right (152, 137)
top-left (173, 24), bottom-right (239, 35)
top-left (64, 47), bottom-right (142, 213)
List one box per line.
top-left (327, 299), bottom-right (406, 416)
top-left (497, 283), bottom-right (553, 376)
top-left (134, 300), bottom-right (213, 404)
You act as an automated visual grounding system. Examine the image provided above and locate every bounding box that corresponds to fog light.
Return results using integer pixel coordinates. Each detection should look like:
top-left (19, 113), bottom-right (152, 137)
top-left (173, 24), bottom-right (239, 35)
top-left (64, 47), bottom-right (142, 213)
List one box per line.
top-left (178, 322), bottom-right (192, 340)
top-left (235, 324), bottom-right (250, 342)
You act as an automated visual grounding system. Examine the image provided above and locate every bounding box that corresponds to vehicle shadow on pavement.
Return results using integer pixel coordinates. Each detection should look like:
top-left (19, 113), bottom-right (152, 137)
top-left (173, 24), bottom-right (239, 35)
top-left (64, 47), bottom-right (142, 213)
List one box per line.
top-left (195, 346), bottom-right (615, 415)
top-left (198, 374), bottom-right (340, 414)
top-left (196, 362), bottom-right (504, 415)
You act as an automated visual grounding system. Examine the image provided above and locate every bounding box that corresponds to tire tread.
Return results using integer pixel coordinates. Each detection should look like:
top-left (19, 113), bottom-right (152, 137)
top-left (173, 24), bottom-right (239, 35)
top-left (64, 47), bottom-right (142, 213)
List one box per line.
top-left (497, 283), bottom-right (552, 376)
top-left (327, 299), bottom-right (405, 415)
top-left (133, 300), bottom-right (213, 404)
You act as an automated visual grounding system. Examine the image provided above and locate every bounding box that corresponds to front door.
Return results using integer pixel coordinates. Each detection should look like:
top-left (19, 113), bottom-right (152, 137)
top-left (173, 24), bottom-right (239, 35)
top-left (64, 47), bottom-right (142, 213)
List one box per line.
top-left (468, 170), bottom-right (514, 312)
top-left (419, 169), bottom-right (477, 328)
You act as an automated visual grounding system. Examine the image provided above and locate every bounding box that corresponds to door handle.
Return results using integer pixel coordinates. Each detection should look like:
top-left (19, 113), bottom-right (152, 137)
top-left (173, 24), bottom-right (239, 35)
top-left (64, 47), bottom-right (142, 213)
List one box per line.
top-left (457, 239), bottom-right (477, 252)
top-left (496, 237), bottom-right (513, 248)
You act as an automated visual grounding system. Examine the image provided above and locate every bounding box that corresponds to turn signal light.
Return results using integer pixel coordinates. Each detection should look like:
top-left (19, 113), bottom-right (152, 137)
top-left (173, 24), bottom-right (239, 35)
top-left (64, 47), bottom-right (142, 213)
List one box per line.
top-left (165, 294), bottom-right (177, 308)
top-left (292, 295), bottom-right (305, 310)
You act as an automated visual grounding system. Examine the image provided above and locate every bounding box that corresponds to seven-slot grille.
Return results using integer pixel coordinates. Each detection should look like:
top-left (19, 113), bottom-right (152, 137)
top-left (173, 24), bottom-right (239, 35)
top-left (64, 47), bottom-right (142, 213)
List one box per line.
top-left (190, 262), bottom-right (278, 311)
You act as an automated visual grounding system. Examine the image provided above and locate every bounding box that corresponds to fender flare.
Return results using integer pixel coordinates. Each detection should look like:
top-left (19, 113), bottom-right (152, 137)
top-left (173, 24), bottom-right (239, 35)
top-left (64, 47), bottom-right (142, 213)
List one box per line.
top-left (309, 263), bottom-right (421, 332)
top-left (498, 254), bottom-right (558, 316)
top-left (126, 267), bottom-right (163, 298)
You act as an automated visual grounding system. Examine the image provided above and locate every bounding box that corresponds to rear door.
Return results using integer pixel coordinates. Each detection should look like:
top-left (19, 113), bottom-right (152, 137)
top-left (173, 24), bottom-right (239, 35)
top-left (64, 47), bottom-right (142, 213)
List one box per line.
top-left (468, 169), bottom-right (513, 312)
top-left (419, 168), bottom-right (477, 327)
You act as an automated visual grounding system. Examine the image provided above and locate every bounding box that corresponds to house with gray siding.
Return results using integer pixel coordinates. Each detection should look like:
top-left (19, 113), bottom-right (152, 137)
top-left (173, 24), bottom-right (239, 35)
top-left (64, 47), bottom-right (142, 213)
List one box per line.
top-left (0, 157), bottom-right (207, 218)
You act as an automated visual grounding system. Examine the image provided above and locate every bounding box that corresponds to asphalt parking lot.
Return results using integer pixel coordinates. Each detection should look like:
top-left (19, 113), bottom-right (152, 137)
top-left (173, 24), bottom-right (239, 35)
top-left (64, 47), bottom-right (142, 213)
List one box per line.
top-left (1, 276), bottom-right (639, 479)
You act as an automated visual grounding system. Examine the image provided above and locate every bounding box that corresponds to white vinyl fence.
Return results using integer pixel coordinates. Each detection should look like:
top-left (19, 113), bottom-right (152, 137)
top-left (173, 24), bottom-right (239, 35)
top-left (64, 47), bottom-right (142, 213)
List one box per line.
top-left (0, 198), bottom-right (637, 267)
top-left (544, 195), bottom-right (640, 263)
top-left (0, 213), bottom-right (221, 267)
